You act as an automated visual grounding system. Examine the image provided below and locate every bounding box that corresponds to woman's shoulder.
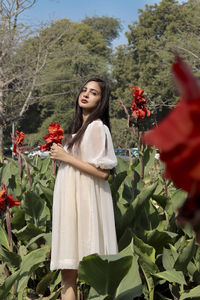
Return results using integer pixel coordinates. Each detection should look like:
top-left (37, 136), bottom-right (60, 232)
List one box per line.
top-left (85, 120), bottom-right (111, 141)
top-left (87, 119), bottom-right (108, 131)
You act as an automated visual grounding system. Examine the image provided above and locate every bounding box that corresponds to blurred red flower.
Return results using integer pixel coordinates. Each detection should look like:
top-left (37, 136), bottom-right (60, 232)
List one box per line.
top-left (40, 122), bottom-right (65, 151)
top-left (142, 56), bottom-right (200, 194)
top-left (131, 86), bottom-right (151, 120)
top-left (0, 190), bottom-right (20, 212)
top-left (142, 56), bottom-right (200, 239)
top-left (12, 130), bottom-right (25, 154)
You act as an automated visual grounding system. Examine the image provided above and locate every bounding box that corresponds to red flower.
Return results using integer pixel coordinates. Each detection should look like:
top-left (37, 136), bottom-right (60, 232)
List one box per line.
top-left (12, 130), bottom-right (25, 154)
top-left (131, 86), bottom-right (151, 119)
top-left (40, 123), bottom-right (65, 151)
top-left (0, 190), bottom-right (20, 212)
top-left (142, 56), bottom-right (200, 195)
top-left (142, 56), bottom-right (200, 240)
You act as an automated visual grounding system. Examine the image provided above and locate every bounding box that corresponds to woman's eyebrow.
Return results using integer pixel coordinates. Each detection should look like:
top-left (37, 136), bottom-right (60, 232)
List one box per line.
top-left (83, 87), bottom-right (100, 94)
top-left (90, 88), bottom-right (99, 93)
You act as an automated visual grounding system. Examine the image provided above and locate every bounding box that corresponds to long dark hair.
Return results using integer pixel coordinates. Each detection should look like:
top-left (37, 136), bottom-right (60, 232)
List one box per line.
top-left (67, 78), bottom-right (111, 150)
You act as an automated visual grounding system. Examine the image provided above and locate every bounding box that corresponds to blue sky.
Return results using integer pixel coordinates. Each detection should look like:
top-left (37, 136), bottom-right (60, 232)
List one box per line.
top-left (21, 0), bottom-right (184, 47)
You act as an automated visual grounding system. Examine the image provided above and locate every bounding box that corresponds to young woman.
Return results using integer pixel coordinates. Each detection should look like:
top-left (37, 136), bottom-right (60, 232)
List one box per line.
top-left (50, 78), bottom-right (118, 300)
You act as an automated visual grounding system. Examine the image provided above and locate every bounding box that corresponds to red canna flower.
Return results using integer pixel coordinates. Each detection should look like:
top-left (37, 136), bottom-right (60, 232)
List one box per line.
top-left (0, 190), bottom-right (20, 212)
top-left (40, 123), bottom-right (65, 151)
top-left (131, 86), bottom-right (151, 119)
top-left (142, 56), bottom-right (200, 194)
top-left (12, 130), bottom-right (25, 154)
top-left (142, 56), bottom-right (200, 239)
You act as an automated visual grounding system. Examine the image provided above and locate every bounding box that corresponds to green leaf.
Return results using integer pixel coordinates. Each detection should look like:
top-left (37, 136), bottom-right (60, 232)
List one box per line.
top-left (115, 241), bottom-right (142, 300)
top-left (0, 246), bottom-right (22, 270)
top-left (111, 171), bottom-right (127, 196)
top-left (152, 194), bottom-right (168, 209)
top-left (78, 253), bottom-right (133, 297)
top-left (146, 230), bottom-right (177, 254)
top-left (13, 223), bottom-right (42, 242)
top-left (153, 270), bottom-right (186, 285)
top-left (22, 191), bottom-right (44, 225)
top-left (10, 208), bottom-right (25, 230)
top-left (2, 159), bottom-right (19, 186)
top-left (0, 225), bottom-right (10, 250)
top-left (36, 271), bottom-right (55, 295)
top-left (88, 288), bottom-right (106, 299)
top-left (48, 287), bottom-right (64, 300)
top-left (120, 182), bottom-right (158, 235)
top-left (17, 246), bottom-right (50, 292)
top-left (39, 184), bottom-right (53, 208)
top-left (132, 234), bottom-right (158, 299)
top-left (174, 238), bottom-right (196, 272)
top-left (180, 286), bottom-right (200, 299)
top-left (26, 232), bottom-right (51, 248)
top-left (0, 270), bottom-right (20, 298)
top-left (162, 247), bottom-right (176, 271)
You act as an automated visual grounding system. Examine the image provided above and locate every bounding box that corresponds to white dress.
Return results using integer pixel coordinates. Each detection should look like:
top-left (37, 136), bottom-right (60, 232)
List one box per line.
top-left (50, 120), bottom-right (118, 270)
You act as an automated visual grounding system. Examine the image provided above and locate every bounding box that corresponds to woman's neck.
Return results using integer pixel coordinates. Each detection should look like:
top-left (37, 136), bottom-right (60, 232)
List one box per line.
top-left (82, 109), bottom-right (91, 123)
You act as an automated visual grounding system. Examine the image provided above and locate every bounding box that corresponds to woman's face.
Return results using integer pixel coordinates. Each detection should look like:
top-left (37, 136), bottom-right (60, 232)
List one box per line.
top-left (78, 81), bottom-right (102, 112)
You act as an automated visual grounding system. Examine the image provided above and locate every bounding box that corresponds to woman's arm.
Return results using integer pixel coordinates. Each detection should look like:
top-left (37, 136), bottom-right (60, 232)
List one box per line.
top-left (50, 143), bottom-right (110, 180)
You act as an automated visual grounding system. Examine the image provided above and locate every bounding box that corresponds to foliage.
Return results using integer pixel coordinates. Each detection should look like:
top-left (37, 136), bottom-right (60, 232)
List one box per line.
top-left (0, 155), bottom-right (60, 299)
top-left (0, 147), bottom-right (200, 299)
top-left (111, 0), bottom-right (200, 135)
top-left (78, 148), bottom-right (200, 299)
top-left (82, 16), bottom-right (122, 46)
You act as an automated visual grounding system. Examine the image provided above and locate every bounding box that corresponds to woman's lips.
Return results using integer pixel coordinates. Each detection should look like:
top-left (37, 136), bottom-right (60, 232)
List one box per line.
top-left (81, 99), bottom-right (88, 103)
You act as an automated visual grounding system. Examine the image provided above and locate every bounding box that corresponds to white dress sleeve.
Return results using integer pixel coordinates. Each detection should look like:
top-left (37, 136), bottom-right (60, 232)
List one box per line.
top-left (83, 120), bottom-right (117, 170)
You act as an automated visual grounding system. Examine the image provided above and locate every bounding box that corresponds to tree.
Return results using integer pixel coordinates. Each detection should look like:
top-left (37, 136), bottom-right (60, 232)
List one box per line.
top-left (0, 3), bottom-right (77, 159)
top-left (111, 0), bottom-right (200, 134)
top-left (18, 18), bottom-right (118, 146)
top-left (82, 16), bottom-right (122, 46)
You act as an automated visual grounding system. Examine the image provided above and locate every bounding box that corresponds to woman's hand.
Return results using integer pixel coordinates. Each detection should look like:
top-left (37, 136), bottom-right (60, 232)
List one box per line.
top-left (50, 143), bottom-right (109, 180)
top-left (50, 143), bottom-right (70, 162)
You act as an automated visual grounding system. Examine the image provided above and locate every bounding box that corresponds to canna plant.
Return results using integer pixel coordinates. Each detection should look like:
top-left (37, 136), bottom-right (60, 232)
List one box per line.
top-left (1, 61), bottom-right (200, 299)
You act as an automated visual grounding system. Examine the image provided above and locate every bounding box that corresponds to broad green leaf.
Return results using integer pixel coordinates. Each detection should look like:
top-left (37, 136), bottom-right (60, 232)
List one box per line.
top-left (180, 286), bottom-right (200, 299)
top-left (0, 270), bottom-right (20, 298)
top-left (88, 287), bottom-right (106, 299)
top-left (187, 261), bottom-right (200, 284)
top-left (13, 223), bottom-right (42, 242)
top-left (167, 189), bottom-right (187, 214)
top-left (17, 246), bottom-right (50, 292)
top-left (153, 270), bottom-right (186, 285)
top-left (162, 247), bottom-right (176, 271)
top-left (39, 184), bottom-right (53, 207)
top-left (115, 241), bottom-right (142, 300)
top-left (151, 194), bottom-right (168, 209)
top-left (111, 171), bottom-right (127, 196)
top-left (10, 208), bottom-right (25, 230)
top-left (0, 225), bottom-right (10, 250)
top-left (174, 238), bottom-right (196, 272)
top-left (20, 246), bottom-right (49, 274)
top-left (146, 230), bottom-right (177, 254)
top-left (78, 253), bottom-right (133, 297)
top-left (118, 227), bottom-right (133, 251)
top-left (36, 271), bottom-right (55, 295)
top-left (26, 232), bottom-right (51, 248)
top-left (132, 234), bottom-right (158, 299)
top-left (22, 191), bottom-right (44, 225)
top-left (47, 287), bottom-right (65, 300)
top-left (0, 246), bottom-right (22, 270)
top-left (143, 147), bottom-right (156, 178)
top-left (120, 182), bottom-right (158, 234)
top-left (2, 159), bottom-right (19, 186)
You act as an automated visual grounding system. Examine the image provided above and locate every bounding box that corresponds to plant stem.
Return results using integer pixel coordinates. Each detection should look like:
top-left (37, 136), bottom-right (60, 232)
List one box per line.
top-left (118, 97), bottom-right (138, 139)
top-left (5, 207), bottom-right (13, 252)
